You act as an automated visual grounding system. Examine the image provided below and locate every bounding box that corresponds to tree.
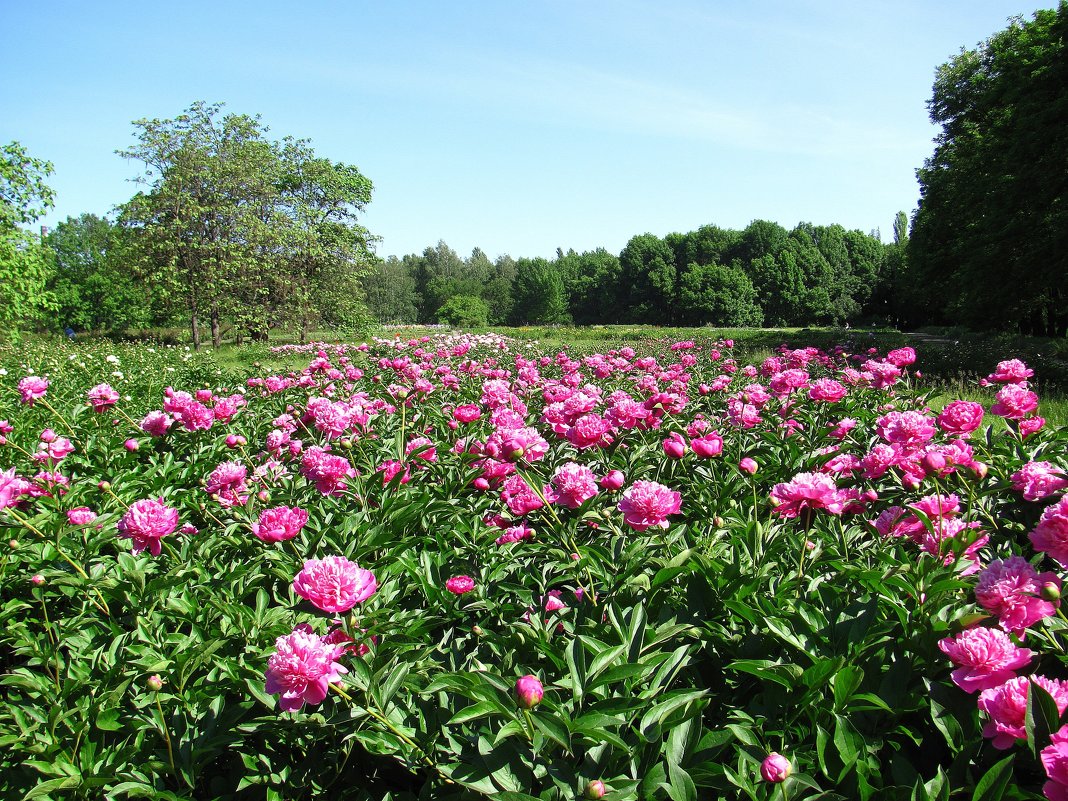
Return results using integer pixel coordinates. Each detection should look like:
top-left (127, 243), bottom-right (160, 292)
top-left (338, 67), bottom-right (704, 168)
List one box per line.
top-left (618, 234), bottom-right (677, 323)
top-left (0, 142), bottom-right (55, 337)
top-left (363, 256), bottom-right (420, 323)
top-left (119, 101), bottom-right (377, 348)
top-left (437, 294), bottom-right (490, 327)
top-left (909, 4), bottom-right (1068, 334)
top-left (677, 262), bottom-right (763, 327)
top-left (557, 248), bottom-right (621, 324)
top-left (46, 213), bottom-right (160, 333)
top-left (510, 258), bottom-right (569, 325)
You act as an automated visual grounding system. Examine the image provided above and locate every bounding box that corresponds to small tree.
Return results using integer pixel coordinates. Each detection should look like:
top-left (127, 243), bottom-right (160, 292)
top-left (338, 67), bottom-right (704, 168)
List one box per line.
top-left (436, 294), bottom-right (490, 328)
top-left (0, 142), bottom-right (55, 338)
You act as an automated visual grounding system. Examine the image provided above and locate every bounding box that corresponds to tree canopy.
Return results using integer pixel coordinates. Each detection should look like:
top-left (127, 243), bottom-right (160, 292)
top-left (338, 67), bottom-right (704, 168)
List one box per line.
top-left (0, 142), bottom-right (55, 337)
top-left (119, 101), bottom-right (377, 347)
top-left (908, 3), bottom-right (1068, 335)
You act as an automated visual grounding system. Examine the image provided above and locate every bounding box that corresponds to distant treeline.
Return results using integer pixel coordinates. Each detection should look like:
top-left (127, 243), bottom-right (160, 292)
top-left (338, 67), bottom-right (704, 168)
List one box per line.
top-left (364, 216), bottom-right (911, 329)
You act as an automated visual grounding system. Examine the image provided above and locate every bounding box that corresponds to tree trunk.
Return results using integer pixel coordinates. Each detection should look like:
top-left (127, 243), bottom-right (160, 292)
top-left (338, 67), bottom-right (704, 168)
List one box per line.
top-left (210, 304), bottom-right (221, 349)
top-left (191, 313), bottom-right (201, 351)
top-left (300, 318), bottom-right (309, 345)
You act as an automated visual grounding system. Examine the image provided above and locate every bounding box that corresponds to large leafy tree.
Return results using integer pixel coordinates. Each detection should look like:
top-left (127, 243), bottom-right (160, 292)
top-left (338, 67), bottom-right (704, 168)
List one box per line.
top-left (363, 256), bottom-right (421, 324)
top-left (909, 3), bottom-right (1068, 334)
top-left (0, 141), bottom-right (55, 337)
top-left (510, 258), bottom-right (569, 325)
top-left (46, 213), bottom-right (164, 333)
top-left (119, 101), bottom-right (376, 348)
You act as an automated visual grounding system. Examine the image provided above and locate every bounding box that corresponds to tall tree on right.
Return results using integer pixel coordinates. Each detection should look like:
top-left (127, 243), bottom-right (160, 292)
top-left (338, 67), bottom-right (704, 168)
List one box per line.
top-left (909, 3), bottom-right (1068, 335)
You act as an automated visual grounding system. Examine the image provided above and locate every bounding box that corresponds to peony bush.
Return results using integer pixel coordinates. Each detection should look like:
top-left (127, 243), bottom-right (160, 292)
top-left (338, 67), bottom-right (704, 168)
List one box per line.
top-left (0, 334), bottom-right (1066, 800)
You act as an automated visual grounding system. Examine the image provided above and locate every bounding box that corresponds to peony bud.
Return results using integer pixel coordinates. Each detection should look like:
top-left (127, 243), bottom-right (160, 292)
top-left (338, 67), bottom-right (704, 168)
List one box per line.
top-left (600, 470), bottom-right (625, 491)
top-left (147, 674), bottom-right (164, 692)
top-left (124, 438), bottom-right (140, 452)
top-left (923, 451), bottom-right (946, 472)
top-left (739, 457), bottom-right (758, 475)
top-left (98, 480), bottom-right (111, 491)
top-left (760, 752), bottom-right (792, 783)
top-left (662, 433), bottom-right (687, 459)
top-left (1042, 581), bottom-right (1062, 602)
top-left (30, 573), bottom-right (45, 586)
top-left (584, 780), bottom-right (606, 799)
top-left (515, 674), bottom-right (544, 709)
top-left (473, 477), bottom-right (490, 491)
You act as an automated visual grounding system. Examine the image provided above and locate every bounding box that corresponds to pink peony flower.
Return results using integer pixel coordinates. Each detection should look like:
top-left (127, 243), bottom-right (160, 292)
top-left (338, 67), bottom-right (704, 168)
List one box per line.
top-left (18, 376), bottom-right (48, 405)
top-left (1012, 462), bottom-right (1068, 502)
top-left (991, 384), bottom-right (1039, 420)
top-left (986, 359), bottom-right (1034, 385)
top-left (117, 498), bottom-right (179, 556)
top-left (501, 474), bottom-right (544, 516)
top-left (544, 462), bottom-right (599, 509)
top-left (495, 522), bottom-right (534, 545)
top-left (618, 480), bottom-right (682, 532)
top-left (300, 447), bottom-right (353, 495)
top-left (877, 411), bottom-right (936, 451)
top-left (265, 624), bottom-right (349, 712)
top-left (445, 575), bottom-right (475, 594)
top-left (808, 378), bottom-right (848, 403)
top-left (515, 674), bottom-right (544, 708)
top-left (66, 507), bottom-right (97, 525)
top-left (975, 556), bottom-right (1060, 635)
top-left (1031, 496), bottom-right (1068, 567)
top-left (1021, 416), bottom-right (1046, 438)
top-left (662, 432), bottom-right (687, 459)
top-left (938, 627), bottom-right (1033, 692)
top-left (293, 556), bottom-right (377, 613)
top-left (140, 410), bottom-right (174, 437)
top-left (252, 506), bottom-right (309, 543)
top-left (760, 753), bottom-right (792, 783)
top-left (567, 414), bottom-right (615, 449)
top-left (886, 347), bottom-right (917, 367)
top-left (690, 431), bottom-right (724, 458)
top-left (87, 383), bottom-right (120, 413)
top-left (600, 469), bottom-right (625, 491)
top-left (770, 472), bottom-right (848, 518)
top-left (1042, 726), bottom-right (1068, 801)
top-left (453, 404), bottom-right (482, 423)
top-left (978, 675), bottom-right (1068, 749)
top-left (205, 461), bottom-right (249, 508)
top-left (405, 436), bottom-right (438, 464)
top-left (937, 401), bottom-right (984, 437)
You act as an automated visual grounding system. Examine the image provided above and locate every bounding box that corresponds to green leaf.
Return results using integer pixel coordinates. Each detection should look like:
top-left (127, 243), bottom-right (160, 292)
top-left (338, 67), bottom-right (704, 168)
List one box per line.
top-left (448, 701), bottom-right (504, 726)
top-left (23, 776), bottom-right (82, 799)
top-left (971, 754), bottom-right (1014, 801)
top-left (531, 712), bottom-right (571, 751)
top-left (1027, 679), bottom-right (1062, 756)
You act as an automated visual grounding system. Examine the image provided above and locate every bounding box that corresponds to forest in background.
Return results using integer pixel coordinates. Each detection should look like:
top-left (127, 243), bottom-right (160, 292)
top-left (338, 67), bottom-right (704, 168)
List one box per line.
top-left (1, 4), bottom-right (1064, 344)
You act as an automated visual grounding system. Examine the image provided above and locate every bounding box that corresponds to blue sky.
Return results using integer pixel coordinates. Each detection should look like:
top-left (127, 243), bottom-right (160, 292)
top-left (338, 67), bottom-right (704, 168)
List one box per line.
top-left (1, 0), bottom-right (1045, 260)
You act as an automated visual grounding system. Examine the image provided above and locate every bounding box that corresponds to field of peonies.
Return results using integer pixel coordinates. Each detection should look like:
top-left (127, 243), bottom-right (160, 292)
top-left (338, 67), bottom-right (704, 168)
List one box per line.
top-left (1, 332), bottom-right (1067, 800)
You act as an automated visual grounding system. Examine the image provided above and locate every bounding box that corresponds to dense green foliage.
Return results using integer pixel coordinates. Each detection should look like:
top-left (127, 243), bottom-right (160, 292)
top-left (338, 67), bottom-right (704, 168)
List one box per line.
top-left (362, 221), bottom-right (895, 329)
top-left (2, 334), bottom-right (1067, 799)
top-left (0, 142), bottom-right (56, 339)
top-left (116, 102), bottom-right (378, 348)
top-left (908, 3), bottom-right (1068, 335)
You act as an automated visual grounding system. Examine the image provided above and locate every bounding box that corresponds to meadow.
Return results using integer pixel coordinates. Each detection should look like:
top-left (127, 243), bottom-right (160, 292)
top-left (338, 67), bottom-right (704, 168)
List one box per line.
top-left (1, 329), bottom-right (1067, 800)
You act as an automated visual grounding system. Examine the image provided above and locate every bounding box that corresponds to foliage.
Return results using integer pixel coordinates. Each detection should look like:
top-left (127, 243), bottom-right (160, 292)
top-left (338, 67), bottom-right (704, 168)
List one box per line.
top-left (118, 101), bottom-right (377, 348)
top-left (908, 3), bottom-right (1068, 335)
top-left (436, 294), bottom-right (490, 327)
top-left (46, 214), bottom-right (166, 333)
top-left (510, 258), bottom-right (569, 325)
top-left (0, 142), bottom-right (56, 339)
top-left (1, 332), bottom-right (1067, 800)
